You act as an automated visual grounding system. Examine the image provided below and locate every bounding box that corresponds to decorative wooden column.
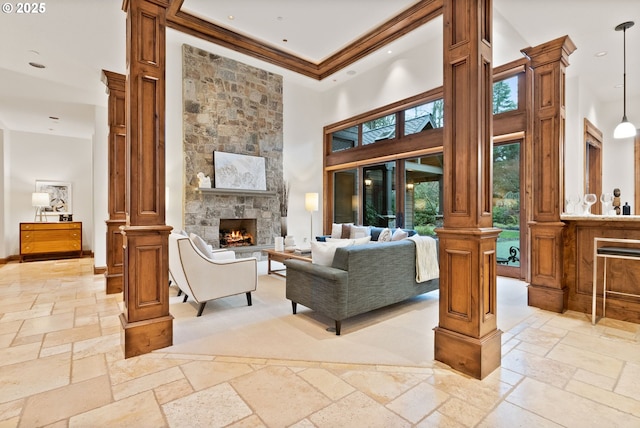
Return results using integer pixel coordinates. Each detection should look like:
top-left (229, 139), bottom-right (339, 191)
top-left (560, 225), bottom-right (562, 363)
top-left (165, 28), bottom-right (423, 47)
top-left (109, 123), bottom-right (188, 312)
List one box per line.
top-left (119, 0), bottom-right (173, 358)
top-left (434, 0), bottom-right (501, 380)
top-left (101, 70), bottom-right (126, 295)
top-left (521, 36), bottom-right (576, 313)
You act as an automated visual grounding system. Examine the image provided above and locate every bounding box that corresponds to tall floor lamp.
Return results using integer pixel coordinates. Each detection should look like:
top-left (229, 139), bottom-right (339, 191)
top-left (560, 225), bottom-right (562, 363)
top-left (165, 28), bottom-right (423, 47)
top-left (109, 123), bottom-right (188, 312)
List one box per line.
top-left (32, 192), bottom-right (50, 222)
top-left (305, 192), bottom-right (318, 244)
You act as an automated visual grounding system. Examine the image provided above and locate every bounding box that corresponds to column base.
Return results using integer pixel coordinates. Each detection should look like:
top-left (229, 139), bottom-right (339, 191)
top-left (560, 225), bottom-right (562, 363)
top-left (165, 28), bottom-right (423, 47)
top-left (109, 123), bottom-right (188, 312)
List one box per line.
top-left (105, 273), bottom-right (123, 294)
top-left (527, 284), bottom-right (567, 313)
top-left (119, 313), bottom-right (173, 358)
top-left (434, 326), bottom-right (502, 379)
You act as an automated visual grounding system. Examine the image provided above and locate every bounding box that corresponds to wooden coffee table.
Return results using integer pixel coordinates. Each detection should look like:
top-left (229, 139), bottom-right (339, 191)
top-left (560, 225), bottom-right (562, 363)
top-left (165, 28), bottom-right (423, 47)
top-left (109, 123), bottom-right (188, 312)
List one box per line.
top-left (263, 249), bottom-right (312, 277)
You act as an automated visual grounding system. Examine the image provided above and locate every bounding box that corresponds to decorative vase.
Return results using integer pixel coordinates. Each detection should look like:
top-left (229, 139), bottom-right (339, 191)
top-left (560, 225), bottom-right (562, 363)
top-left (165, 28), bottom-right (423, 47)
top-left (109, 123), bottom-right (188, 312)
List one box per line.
top-left (284, 235), bottom-right (296, 251)
top-left (280, 216), bottom-right (288, 237)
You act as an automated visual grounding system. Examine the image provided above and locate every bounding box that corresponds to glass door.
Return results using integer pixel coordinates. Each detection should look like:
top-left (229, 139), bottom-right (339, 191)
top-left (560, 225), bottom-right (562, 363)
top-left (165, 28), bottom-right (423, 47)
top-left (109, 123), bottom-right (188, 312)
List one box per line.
top-left (493, 141), bottom-right (522, 278)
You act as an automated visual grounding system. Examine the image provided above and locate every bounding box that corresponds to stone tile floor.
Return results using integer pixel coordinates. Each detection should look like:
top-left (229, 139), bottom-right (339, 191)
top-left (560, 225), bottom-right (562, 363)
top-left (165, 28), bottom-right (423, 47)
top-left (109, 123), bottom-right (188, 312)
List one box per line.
top-left (1, 258), bottom-right (639, 427)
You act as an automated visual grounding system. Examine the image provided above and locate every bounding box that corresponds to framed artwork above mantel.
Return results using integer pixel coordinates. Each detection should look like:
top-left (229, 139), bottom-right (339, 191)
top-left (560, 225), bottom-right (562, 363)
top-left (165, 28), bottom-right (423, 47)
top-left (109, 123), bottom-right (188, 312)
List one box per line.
top-left (35, 180), bottom-right (72, 216)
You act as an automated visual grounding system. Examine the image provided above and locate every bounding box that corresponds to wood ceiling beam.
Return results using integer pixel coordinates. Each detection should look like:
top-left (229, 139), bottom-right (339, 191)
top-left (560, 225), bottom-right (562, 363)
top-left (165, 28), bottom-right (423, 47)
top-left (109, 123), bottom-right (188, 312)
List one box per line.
top-left (166, 0), bottom-right (443, 80)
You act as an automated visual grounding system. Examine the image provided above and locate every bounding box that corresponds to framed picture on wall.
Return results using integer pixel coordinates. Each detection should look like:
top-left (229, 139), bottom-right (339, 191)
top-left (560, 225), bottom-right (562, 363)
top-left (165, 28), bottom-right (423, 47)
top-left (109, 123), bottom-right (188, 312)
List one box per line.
top-left (35, 180), bottom-right (72, 215)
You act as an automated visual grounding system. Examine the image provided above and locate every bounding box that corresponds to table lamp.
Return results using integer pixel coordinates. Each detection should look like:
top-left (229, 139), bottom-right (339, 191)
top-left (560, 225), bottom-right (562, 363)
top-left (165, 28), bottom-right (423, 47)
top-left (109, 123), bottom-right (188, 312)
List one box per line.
top-left (305, 192), bottom-right (319, 244)
top-left (32, 192), bottom-right (50, 222)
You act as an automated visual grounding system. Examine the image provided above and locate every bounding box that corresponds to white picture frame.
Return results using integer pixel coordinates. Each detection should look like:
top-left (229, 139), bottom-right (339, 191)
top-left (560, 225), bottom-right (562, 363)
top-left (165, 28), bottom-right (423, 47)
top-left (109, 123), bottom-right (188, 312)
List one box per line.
top-left (213, 151), bottom-right (267, 191)
top-left (35, 180), bottom-right (72, 215)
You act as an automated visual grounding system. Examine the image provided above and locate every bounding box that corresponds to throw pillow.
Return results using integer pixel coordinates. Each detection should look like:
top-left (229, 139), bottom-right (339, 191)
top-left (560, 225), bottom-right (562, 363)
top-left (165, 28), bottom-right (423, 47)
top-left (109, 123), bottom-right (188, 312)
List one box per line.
top-left (391, 228), bottom-right (409, 241)
top-left (209, 250), bottom-right (236, 261)
top-left (341, 223), bottom-right (352, 239)
top-left (331, 223), bottom-right (343, 239)
top-left (311, 240), bottom-right (354, 266)
top-left (326, 236), bottom-right (371, 246)
top-left (189, 233), bottom-right (215, 259)
top-left (377, 228), bottom-right (392, 242)
top-left (349, 225), bottom-right (371, 239)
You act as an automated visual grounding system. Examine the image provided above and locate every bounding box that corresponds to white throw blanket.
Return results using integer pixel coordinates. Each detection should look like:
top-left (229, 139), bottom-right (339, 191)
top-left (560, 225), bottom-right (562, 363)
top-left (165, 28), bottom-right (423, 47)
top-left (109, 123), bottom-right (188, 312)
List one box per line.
top-left (408, 235), bottom-right (439, 283)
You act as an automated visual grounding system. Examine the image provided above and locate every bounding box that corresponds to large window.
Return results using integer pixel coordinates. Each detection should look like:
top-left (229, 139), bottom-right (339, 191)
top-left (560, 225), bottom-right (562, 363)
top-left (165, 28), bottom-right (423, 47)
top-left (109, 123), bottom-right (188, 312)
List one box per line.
top-left (493, 142), bottom-right (521, 268)
top-left (363, 114), bottom-right (396, 145)
top-left (493, 75), bottom-right (518, 114)
top-left (333, 169), bottom-right (359, 224)
top-left (404, 99), bottom-right (444, 136)
top-left (363, 162), bottom-right (396, 227)
top-left (404, 154), bottom-right (443, 236)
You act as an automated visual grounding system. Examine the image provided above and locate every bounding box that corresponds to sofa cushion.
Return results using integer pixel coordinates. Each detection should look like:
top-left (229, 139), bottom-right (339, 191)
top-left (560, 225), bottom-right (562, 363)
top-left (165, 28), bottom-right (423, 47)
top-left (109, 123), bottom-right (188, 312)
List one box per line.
top-left (391, 228), bottom-right (409, 241)
top-left (189, 233), bottom-right (214, 259)
top-left (377, 228), bottom-right (392, 242)
top-left (341, 223), bottom-right (352, 238)
top-left (349, 225), bottom-right (371, 239)
top-left (331, 223), bottom-right (343, 239)
top-left (311, 240), bottom-right (354, 266)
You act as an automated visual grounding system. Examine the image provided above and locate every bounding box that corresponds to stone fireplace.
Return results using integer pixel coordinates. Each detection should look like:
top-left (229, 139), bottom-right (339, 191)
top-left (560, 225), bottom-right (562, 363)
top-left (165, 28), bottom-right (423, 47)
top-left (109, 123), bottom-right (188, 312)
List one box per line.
top-left (181, 45), bottom-right (284, 258)
top-left (219, 218), bottom-right (256, 248)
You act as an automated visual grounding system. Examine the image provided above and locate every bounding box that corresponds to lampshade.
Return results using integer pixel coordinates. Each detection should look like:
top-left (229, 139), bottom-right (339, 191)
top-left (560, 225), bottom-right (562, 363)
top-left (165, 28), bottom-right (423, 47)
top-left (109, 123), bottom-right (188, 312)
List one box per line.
top-left (613, 118), bottom-right (637, 139)
top-left (305, 192), bottom-right (319, 212)
top-left (614, 21), bottom-right (636, 139)
top-left (32, 192), bottom-right (50, 207)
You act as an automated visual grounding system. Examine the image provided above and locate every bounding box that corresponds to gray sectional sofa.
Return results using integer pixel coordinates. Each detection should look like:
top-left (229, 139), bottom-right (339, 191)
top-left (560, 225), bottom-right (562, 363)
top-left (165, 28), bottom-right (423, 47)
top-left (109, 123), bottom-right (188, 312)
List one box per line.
top-left (284, 239), bottom-right (439, 335)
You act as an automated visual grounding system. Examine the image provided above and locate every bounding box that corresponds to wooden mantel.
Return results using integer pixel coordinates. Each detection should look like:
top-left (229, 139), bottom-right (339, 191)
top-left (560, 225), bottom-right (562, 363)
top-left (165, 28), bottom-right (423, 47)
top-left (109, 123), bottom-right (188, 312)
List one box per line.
top-left (562, 215), bottom-right (640, 323)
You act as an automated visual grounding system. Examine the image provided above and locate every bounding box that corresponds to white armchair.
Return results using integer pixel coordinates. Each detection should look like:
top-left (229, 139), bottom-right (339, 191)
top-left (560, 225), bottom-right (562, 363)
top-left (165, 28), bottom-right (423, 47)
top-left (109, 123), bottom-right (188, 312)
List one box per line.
top-left (168, 233), bottom-right (258, 316)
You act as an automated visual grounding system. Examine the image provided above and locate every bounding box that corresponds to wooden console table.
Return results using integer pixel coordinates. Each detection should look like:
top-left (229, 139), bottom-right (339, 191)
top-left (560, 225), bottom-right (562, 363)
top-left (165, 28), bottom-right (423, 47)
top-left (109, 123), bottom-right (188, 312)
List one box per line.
top-left (562, 215), bottom-right (640, 323)
top-left (20, 222), bottom-right (82, 262)
top-left (263, 249), bottom-right (311, 277)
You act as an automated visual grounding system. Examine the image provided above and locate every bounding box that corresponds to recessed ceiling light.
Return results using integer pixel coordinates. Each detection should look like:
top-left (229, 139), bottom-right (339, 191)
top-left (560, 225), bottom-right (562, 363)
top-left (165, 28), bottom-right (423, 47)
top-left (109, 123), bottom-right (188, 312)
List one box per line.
top-left (346, 70), bottom-right (357, 76)
top-left (387, 50), bottom-right (393, 54)
top-left (594, 51), bottom-right (607, 57)
top-left (29, 62), bottom-right (45, 69)
top-left (227, 15), bottom-right (234, 20)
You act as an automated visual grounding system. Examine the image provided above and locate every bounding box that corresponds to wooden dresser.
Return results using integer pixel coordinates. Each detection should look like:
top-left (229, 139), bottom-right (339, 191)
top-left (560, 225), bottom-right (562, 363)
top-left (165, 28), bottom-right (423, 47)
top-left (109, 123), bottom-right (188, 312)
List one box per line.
top-left (20, 222), bottom-right (82, 262)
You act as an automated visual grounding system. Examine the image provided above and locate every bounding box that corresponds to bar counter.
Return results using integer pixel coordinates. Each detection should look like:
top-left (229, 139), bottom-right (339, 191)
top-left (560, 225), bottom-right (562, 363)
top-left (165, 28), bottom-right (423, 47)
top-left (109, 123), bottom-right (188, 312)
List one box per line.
top-left (561, 214), bottom-right (640, 323)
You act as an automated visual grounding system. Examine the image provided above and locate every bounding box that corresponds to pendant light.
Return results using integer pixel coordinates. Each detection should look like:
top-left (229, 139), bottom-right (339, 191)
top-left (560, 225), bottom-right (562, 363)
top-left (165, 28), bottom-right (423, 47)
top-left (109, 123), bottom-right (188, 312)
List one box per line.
top-left (613, 21), bottom-right (636, 139)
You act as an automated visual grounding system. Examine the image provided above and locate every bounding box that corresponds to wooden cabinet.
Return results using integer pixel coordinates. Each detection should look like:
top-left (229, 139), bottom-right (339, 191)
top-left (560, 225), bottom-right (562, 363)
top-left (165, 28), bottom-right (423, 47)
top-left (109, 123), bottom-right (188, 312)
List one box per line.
top-left (20, 222), bottom-right (82, 262)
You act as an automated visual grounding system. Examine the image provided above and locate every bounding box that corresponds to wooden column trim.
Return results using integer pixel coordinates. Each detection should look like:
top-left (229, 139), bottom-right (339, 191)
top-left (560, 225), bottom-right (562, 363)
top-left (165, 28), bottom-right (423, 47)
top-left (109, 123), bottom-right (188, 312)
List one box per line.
top-left (120, 0), bottom-right (173, 358)
top-left (101, 70), bottom-right (127, 294)
top-left (521, 36), bottom-right (576, 313)
top-left (434, 0), bottom-right (501, 380)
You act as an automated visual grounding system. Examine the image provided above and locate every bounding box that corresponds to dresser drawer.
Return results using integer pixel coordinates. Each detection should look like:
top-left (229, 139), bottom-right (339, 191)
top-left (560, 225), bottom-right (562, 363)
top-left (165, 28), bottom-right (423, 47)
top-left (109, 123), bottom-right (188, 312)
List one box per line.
top-left (20, 222), bottom-right (82, 261)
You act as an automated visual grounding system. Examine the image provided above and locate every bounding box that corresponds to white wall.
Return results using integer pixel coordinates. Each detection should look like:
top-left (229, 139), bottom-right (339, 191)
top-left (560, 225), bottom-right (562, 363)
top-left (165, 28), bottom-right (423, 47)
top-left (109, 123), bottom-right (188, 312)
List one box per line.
top-left (0, 128), bottom-right (6, 258)
top-left (7, 131), bottom-right (93, 256)
top-left (92, 106), bottom-right (108, 268)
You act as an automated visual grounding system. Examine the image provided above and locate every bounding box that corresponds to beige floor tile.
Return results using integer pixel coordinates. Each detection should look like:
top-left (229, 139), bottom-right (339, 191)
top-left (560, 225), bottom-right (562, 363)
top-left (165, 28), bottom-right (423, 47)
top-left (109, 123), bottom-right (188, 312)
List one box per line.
top-left (477, 401), bottom-right (563, 428)
top-left (0, 304), bottom-right (53, 322)
top-left (226, 414), bottom-right (268, 428)
top-left (386, 381), bottom-right (449, 424)
top-left (501, 348), bottom-right (575, 388)
top-left (427, 369), bottom-right (510, 409)
top-left (561, 331), bottom-right (640, 365)
top-left (72, 353), bottom-right (107, 383)
top-left (180, 360), bottom-right (255, 391)
top-left (69, 390), bottom-right (166, 428)
top-left (0, 342), bottom-right (41, 368)
top-left (40, 343), bottom-right (72, 358)
top-left (0, 352), bottom-right (71, 404)
top-left (309, 391), bottom-right (411, 428)
top-left (614, 362), bottom-right (640, 401)
top-left (515, 326), bottom-right (564, 349)
top-left (0, 320), bottom-right (23, 337)
top-left (17, 312), bottom-right (75, 337)
top-left (9, 333), bottom-right (43, 348)
top-left (112, 366), bottom-right (185, 401)
top-left (437, 396), bottom-right (486, 427)
top-left (0, 399), bottom-right (23, 423)
top-left (153, 378), bottom-right (194, 405)
top-left (507, 377), bottom-right (640, 427)
top-left (340, 369), bottom-right (427, 404)
top-left (0, 416), bottom-right (19, 427)
top-left (163, 382), bottom-right (253, 427)
top-left (415, 411), bottom-right (466, 428)
top-left (298, 367), bottom-right (355, 400)
top-left (19, 375), bottom-right (112, 427)
top-left (572, 368), bottom-right (617, 390)
top-left (231, 366), bottom-right (331, 427)
top-left (41, 324), bottom-right (101, 348)
top-left (547, 342), bottom-right (624, 379)
top-left (566, 379), bottom-right (640, 418)
top-left (108, 355), bottom-right (186, 385)
top-left (71, 333), bottom-right (121, 360)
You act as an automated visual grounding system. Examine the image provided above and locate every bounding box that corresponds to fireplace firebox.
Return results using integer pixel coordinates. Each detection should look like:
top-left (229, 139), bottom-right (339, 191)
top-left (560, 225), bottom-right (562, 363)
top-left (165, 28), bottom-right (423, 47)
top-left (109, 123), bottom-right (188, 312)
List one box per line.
top-left (219, 218), bottom-right (256, 248)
